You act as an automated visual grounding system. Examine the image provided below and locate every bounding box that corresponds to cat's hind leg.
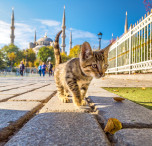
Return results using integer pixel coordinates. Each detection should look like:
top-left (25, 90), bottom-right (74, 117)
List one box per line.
top-left (54, 69), bottom-right (70, 103)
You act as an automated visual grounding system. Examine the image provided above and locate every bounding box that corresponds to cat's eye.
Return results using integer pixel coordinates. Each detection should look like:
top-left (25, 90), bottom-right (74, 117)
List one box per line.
top-left (92, 64), bottom-right (97, 68)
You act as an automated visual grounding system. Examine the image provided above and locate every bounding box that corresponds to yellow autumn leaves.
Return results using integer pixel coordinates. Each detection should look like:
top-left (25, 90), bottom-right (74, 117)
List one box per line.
top-left (104, 118), bottom-right (122, 134)
top-left (113, 97), bottom-right (125, 102)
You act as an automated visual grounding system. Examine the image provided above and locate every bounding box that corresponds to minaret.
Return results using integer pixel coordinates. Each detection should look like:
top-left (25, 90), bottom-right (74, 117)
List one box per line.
top-left (112, 33), bottom-right (113, 41)
top-left (124, 11), bottom-right (128, 33)
top-left (34, 30), bottom-right (36, 43)
top-left (10, 8), bottom-right (15, 44)
top-left (44, 32), bottom-right (47, 38)
top-left (61, 5), bottom-right (66, 53)
top-left (69, 30), bottom-right (72, 50)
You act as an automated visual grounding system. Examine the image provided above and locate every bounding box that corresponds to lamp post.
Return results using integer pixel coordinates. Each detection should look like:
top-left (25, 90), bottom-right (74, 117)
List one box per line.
top-left (98, 32), bottom-right (102, 50)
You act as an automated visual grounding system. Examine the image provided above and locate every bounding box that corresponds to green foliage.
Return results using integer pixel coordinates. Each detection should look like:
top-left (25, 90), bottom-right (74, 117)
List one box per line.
top-left (0, 50), bottom-right (6, 69)
top-left (0, 44), bottom-right (24, 66)
top-left (61, 52), bottom-right (70, 63)
top-left (34, 58), bottom-right (41, 68)
top-left (69, 45), bottom-right (81, 58)
top-left (38, 46), bottom-right (55, 63)
top-left (23, 48), bottom-right (36, 66)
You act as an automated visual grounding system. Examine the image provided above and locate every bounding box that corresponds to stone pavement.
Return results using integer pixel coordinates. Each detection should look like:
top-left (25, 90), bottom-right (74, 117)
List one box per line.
top-left (0, 76), bottom-right (152, 146)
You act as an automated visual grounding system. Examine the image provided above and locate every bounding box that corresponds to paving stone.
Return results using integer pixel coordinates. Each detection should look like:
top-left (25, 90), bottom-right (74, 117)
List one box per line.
top-left (34, 85), bottom-right (56, 92)
top-left (89, 88), bottom-right (152, 128)
top-left (5, 113), bottom-right (110, 146)
top-left (39, 95), bottom-right (90, 113)
top-left (0, 101), bottom-right (42, 140)
top-left (90, 77), bottom-right (152, 87)
top-left (9, 91), bottom-right (56, 103)
top-left (0, 84), bottom-right (30, 92)
top-left (113, 128), bottom-right (152, 146)
top-left (22, 84), bottom-right (49, 89)
top-left (0, 89), bottom-right (30, 95)
top-left (0, 94), bottom-right (15, 102)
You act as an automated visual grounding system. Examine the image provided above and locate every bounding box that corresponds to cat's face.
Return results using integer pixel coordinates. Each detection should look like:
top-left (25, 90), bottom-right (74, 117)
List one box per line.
top-left (80, 42), bottom-right (109, 79)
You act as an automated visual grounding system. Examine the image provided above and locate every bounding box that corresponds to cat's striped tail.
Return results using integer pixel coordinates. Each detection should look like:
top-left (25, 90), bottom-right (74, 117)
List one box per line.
top-left (54, 30), bottom-right (62, 66)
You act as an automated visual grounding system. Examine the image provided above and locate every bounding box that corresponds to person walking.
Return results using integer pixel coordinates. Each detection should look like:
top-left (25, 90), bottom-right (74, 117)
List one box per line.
top-left (41, 62), bottom-right (46, 77)
top-left (48, 61), bottom-right (53, 77)
top-left (38, 63), bottom-right (42, 76)
top-left (19, 61), bottom-right (25, 76)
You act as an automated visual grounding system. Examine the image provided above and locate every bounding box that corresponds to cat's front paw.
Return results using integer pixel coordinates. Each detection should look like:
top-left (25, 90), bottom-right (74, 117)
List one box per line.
top-left (64, 92), bottom-right (70, 97)
top-left (81, 99), bottom-right (87, 106)
top-left (60, 97), bottom-right (70, 103)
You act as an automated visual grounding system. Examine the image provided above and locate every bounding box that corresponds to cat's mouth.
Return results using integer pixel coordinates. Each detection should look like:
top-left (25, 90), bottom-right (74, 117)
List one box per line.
top-left (95, 73), bottom-right (105, 78)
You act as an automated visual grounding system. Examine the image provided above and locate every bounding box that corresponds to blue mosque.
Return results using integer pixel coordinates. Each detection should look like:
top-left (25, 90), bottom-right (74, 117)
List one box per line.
top-left (10, 6), bottom-right (73, 55)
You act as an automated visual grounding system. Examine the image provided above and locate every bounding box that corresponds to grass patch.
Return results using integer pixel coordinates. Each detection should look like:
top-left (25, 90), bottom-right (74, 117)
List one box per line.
top-left (103, 87), bottom-right (152, 110)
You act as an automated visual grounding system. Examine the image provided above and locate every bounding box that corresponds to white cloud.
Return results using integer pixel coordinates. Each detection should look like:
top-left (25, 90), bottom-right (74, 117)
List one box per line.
top-left (72, 29), bottom-right (97, 39)
top-left (0, 20), bottom-right (35, 49)
top-left (0, 19), bottom-right (110, 53)
top-left (0, 21), bottom-right (10, 44)
top-left (35, 19), bottom-right (61, 27)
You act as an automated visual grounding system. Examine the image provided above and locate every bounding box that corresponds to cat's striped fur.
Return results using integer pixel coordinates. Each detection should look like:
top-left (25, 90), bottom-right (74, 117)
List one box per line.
top-left (54, 31), bottom-right (110, 106)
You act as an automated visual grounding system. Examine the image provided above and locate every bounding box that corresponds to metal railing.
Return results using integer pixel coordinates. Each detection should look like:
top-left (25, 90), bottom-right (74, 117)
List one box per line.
top-left (107, 10), bottom-right (152, 74)
top-left (0, 71), bottom-right (40, 77)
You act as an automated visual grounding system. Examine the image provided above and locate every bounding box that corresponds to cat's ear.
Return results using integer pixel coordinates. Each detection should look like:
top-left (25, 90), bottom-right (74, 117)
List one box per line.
top-left (81, 42), bottom-right (93, 60)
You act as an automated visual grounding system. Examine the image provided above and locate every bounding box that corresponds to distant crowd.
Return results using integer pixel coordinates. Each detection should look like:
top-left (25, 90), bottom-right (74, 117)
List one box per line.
top-left (19, 61), bottom-right (53, 77)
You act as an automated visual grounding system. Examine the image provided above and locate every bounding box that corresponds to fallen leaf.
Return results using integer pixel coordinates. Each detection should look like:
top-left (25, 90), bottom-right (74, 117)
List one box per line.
top-left (104, 118), bottom-right (122, 134)
top-left (113, 97), bottom-right (125, 102)
top-left (113, 90), bottom-right (119, 92)
top-left (142, 87), bottom-right (146, 90)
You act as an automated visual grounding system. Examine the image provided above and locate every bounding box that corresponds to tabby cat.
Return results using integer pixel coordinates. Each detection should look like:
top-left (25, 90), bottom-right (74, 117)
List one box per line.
top-left (54, 30), bottom-right (110, 107)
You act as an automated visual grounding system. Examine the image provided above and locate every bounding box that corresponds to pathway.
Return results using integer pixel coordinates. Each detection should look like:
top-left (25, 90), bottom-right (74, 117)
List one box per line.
top-left (0, 76), bottom-right (151, 146)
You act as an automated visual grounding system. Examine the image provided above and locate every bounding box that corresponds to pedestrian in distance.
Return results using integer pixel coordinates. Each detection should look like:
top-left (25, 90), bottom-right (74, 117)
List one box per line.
top-left (41, 62), bottom-right (47, 77)
top-left (38, 63), bottom-right (42, 76)
top-left (19, 61), bottom-right (25, 76)
top-left (48, 61), bottom-right (53, 76)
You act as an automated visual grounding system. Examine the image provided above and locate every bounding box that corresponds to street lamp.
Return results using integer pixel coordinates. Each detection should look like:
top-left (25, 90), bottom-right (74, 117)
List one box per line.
top-left (98, 32), bottom-right (102, 50)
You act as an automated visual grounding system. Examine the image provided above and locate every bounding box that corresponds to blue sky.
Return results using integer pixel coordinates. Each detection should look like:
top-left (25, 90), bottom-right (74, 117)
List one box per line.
top-left (0, 0), bottom-right (147, 54)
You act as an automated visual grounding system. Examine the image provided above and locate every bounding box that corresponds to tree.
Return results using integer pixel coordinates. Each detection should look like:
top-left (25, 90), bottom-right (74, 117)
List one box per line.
top-left (144, 0), bottom-right (152, 11)
top-left (0, 44), bottom-right (24, 66)
top-left (69, 45), bottom-right (81, 58)
top-left (23, 49), bottom-right (36, 66)
top-left (61, 52), bottom-right (70, 63)
top-left (34, 58), bottom-right (41, 68)
top-left (0, 51), bottom-right (6, 69)
top-left (7, 52), bottom-right (16, 71)
top-left (38, 46), bottom-right (55, 63)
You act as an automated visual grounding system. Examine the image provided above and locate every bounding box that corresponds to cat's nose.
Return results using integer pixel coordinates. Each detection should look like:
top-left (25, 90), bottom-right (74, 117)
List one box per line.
top-left (99, 72), bottom-right (103, 76)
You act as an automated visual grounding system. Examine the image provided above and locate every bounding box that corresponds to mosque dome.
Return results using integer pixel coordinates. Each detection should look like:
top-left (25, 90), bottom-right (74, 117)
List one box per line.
top-left (33, 45), bottom-right (45, 55)
top-left (37, 33), bottom-right (53, 46)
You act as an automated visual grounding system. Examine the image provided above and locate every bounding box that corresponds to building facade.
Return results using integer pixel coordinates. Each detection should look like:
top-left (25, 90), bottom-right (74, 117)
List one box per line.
top-left (28, 6), bottom-right (66, 55)
top-left (29, 32), bottom-right (54, 55)
top-left (107, 10), bottom-right (152, 74)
